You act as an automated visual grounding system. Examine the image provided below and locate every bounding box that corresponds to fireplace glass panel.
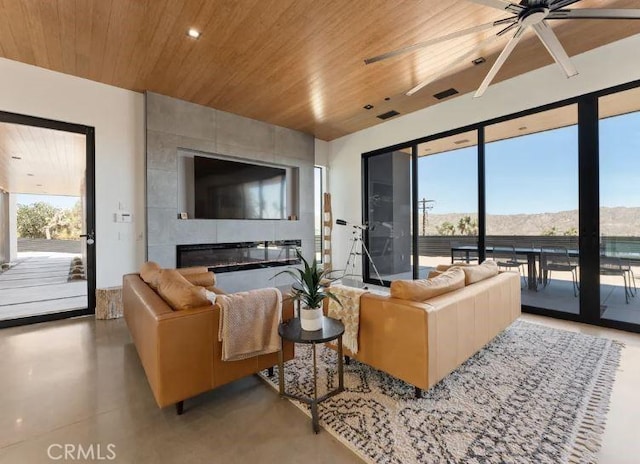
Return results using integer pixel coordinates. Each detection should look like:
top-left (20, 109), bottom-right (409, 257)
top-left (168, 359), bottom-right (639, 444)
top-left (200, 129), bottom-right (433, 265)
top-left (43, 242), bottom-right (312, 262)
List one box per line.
top-left (177, 240), bottom-right (302, 273)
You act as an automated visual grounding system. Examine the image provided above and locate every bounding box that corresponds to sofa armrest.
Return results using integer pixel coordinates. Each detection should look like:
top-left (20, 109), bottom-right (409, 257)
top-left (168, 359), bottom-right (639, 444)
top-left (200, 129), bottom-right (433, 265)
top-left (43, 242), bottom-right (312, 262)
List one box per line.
top-left (153, 306), bottom-right (216, 407)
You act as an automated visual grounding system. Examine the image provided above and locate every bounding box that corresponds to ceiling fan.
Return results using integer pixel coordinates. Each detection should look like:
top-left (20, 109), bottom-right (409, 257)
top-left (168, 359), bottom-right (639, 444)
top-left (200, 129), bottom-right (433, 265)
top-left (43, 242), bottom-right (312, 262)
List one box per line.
top-left (364, 0), bottom-right (640, 98)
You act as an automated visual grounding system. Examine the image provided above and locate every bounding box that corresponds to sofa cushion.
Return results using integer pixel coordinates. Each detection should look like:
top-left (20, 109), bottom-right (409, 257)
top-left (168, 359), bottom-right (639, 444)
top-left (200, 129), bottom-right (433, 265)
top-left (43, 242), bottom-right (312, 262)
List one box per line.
top-left (140, 261), bottom-right (162, 290)
top-left (182, 272), bottom-right (216, 287)
top-left (390, 268), bottom-right (465, 302)
top-left (156, 269), bottom-right (211, 311)
top-left (457, 260), bottom-right (499, 285)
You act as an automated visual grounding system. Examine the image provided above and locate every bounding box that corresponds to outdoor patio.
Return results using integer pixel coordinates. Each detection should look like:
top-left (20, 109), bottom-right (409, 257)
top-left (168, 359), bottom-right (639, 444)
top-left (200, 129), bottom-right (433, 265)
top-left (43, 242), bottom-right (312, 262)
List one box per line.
top-left (0, 251), bottom-right (87, 321)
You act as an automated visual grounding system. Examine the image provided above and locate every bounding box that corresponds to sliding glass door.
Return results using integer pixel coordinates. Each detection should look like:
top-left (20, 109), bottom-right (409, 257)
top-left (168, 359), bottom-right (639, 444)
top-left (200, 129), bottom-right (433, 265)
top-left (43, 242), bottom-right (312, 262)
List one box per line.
top-left (361, 79), bottom-right (640, 332)
top-left (416, 131), bottom-right (479, 277)
top-left (485, 105), bottom-right (580, 315)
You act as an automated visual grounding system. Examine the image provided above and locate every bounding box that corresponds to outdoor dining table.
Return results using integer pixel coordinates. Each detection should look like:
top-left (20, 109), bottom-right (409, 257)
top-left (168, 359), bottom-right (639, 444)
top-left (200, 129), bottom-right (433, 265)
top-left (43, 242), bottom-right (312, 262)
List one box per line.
top-left (450, 245), bottom-right (580, 291)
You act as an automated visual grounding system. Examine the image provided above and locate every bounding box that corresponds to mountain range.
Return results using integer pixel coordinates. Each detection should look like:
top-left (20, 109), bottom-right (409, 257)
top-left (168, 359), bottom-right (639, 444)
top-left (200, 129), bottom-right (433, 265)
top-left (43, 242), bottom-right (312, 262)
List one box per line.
top-left (419, 207), bottom-right (640, 236)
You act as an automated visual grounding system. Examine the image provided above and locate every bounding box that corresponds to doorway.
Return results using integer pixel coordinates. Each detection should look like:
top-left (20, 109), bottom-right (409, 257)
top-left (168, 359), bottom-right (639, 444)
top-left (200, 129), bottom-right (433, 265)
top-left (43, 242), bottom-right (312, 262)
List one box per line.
top-left (0, 111), bottom-right (95, 328)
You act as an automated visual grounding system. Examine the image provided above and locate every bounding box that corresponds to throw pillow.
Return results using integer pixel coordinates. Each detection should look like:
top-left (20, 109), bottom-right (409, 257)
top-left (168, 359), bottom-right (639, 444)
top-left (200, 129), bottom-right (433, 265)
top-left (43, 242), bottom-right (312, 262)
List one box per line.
top-left (182, 271), bottom-right (216, 287)
top-left (390, 268), bottom-right (465, 302)
top-left (177, 266), bottom-right (210, 276)
top-left (140, 261), bottom-right (162, 290)
top-left (156, 269), bottom-right (211, 311)
top-left (459, 260), bottom-right (499, 285)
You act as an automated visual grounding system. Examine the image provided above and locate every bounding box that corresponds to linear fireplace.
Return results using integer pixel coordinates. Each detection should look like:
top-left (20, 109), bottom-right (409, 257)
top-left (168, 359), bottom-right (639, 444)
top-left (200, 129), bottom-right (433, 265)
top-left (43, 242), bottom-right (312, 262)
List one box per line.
top-left (176, 240), bottom-right (301, 273)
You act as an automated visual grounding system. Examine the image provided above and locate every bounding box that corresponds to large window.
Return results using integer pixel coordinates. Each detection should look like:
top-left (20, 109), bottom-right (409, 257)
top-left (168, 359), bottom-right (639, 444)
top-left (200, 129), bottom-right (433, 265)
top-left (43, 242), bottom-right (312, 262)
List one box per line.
top-left (314, 166), bottom-right (324, 262)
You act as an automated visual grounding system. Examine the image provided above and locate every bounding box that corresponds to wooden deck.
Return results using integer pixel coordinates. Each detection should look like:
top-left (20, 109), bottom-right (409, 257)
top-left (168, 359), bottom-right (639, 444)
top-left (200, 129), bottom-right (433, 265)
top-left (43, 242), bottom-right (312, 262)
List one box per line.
top-left (0, 252), bottom-right (87, 321)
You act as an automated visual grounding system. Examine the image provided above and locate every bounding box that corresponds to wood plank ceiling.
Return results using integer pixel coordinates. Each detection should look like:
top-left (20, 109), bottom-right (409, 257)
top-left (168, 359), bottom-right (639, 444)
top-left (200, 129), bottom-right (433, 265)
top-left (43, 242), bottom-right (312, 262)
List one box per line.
top-left (0, 123), bottom-right (85, 196)
top-left (0, 0), bottom-right (639, 141)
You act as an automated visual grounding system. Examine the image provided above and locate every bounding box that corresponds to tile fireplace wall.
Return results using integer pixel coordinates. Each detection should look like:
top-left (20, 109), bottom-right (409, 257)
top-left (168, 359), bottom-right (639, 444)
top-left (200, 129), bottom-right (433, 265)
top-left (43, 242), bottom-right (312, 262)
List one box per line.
top-left (145, 92), bottom-right (315, 292)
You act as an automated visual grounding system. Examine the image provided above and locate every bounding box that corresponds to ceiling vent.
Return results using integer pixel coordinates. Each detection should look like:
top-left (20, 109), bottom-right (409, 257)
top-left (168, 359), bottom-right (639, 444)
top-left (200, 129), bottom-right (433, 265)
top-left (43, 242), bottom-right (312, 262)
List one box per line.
top-left (377, 110), bottom-right (400, 120)
top-left (453, 139), bottom-right (470, 145)
top-left (433, 88), bottom-right (459, 100)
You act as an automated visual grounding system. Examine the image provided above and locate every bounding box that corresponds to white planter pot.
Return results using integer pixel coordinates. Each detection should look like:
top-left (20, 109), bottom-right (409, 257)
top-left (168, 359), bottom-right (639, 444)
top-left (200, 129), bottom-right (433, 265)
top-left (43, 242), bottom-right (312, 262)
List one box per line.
top-left (300, 306), bottom-right (323, 331)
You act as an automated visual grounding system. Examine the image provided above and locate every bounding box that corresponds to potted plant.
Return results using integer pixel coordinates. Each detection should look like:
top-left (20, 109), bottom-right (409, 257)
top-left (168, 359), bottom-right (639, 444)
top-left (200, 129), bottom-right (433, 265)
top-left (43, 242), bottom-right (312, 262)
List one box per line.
top-left (275, 250), bottom-right (341, 331)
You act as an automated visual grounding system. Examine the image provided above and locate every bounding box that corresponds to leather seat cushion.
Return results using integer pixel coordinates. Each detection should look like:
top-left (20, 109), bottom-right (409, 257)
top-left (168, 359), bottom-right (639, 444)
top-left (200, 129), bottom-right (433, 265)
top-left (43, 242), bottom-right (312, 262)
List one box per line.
top-left (390, 268), bottom-right (465, 302)
top-left (156, 269), bottom-right (211, 311)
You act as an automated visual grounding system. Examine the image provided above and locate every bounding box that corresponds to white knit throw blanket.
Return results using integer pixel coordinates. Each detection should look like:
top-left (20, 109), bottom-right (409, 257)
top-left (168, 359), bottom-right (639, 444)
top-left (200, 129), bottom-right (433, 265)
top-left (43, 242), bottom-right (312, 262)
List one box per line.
top-left (327, 284), bottom-right (368, 354)
top-left (217, 288), bottom-right (282, 362)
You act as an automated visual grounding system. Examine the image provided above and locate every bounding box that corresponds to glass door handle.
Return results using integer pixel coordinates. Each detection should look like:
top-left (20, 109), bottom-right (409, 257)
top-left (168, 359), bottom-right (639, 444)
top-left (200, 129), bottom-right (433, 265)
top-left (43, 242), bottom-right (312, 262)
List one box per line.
top-left (80, 231), bottom-right (95, 245)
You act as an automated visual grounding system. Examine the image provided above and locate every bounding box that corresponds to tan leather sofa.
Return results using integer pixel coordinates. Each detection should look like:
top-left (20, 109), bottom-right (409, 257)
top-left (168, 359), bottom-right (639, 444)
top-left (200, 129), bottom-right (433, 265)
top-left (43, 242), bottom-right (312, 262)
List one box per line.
top-left (326, 271), bottom-right (521, 397)
top-left (123, 274), bottom-right (294, 413)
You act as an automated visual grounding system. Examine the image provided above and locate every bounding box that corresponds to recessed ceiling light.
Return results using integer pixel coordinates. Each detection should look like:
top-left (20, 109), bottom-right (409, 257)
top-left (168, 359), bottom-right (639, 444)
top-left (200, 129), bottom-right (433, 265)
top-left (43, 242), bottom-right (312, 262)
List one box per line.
top-left (472, 57), bottom-right (486, 66)
top-left (187, 28), bottom-right (201, 39)
top-left (518, 126), bottom-right (528, 131)
top-left (11, 156), bottom-right (22, 160)
top-left (27, 173), bottom-right (34, 176)
top-left (363, 104), bottom-right (374, 110)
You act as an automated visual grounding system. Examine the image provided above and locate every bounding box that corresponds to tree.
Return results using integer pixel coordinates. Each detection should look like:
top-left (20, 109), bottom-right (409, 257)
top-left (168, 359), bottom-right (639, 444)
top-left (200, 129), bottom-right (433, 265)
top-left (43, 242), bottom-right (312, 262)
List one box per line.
top-left (563, 227), bottom-right (577, 236)
top-left (436, 221), bottom-right (456, 236)
top-left (17, 202), bottom-right (57, 239)
top-left (542, 226), bottom-right (558, 236)
top-left (457, 216), bottom-right (478, 236)
top-left (46, 201), bottom-right (82, 239)
top-left (17, 200), bottom-right (82, 240)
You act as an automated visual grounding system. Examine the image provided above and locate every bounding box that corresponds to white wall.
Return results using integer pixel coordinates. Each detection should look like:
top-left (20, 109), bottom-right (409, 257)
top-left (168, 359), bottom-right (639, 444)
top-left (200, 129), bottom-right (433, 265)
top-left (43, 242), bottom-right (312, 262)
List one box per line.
top-left (0, 58), bottom-right (145, 288)
top-left (327, 34), bottom-right (640, 274)
top-left (315, 139), bottom-right (330, 167)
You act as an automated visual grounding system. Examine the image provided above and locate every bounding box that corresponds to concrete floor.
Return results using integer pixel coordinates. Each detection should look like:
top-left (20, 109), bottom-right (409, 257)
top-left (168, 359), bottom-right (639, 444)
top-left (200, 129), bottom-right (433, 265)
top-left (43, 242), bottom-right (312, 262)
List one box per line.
top-left (0, 314), bottom-right (639, 463)
top-left (0, 252), bottom-right (87, 321)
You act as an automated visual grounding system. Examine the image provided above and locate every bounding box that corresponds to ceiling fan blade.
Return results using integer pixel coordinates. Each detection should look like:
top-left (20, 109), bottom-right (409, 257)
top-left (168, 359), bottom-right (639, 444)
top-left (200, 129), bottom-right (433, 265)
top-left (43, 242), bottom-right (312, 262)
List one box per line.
top-left (548, 0), bottom-right (582, 10)
top-left (467, 0), bottom-right (524, 14)
top-left (406, 33), bottom-right (503, 96)
top-left (364, 19), bottom-right (515, 65)
top-left (548, 8), bottom-right (640, 19)
top-left (532, 20), bottom-right (578, 77)
top-left (474, 26), bottom-right (527, 98)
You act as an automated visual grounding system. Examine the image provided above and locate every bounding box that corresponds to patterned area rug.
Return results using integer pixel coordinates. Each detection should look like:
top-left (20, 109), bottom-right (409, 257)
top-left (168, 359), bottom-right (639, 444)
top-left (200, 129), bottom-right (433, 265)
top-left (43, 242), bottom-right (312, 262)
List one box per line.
top-left (261, 320), bottom-right (622, 464)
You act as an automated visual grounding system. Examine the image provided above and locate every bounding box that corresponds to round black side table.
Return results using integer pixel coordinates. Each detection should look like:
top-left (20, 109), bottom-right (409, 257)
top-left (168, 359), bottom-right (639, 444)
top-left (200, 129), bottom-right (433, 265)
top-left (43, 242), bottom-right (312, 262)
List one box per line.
top-left (277, 316), bottom-right (345, 434)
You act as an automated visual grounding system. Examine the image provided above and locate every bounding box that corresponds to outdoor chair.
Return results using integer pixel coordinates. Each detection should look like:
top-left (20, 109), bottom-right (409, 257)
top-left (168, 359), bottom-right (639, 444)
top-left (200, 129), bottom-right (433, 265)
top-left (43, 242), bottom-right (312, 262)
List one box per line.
top-left (490, 245), bottom-right (526, 288)
top-left (600, 257), bottom-right (636, 304)
top-left (540, 247), bottom-right (579, 297)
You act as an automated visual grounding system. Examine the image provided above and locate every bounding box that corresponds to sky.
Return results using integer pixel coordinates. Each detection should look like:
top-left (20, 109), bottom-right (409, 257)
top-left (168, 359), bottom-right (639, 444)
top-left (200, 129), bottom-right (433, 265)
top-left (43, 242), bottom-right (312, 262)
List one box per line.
top-left (16, 194), bottom-right (79, 210)
top-left (417, 110), bottom-right (640, 215)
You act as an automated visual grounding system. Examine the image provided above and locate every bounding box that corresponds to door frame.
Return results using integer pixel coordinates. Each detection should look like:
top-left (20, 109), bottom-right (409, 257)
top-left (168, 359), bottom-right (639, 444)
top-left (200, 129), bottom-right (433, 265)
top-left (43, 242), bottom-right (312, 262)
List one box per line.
top-left (0, 110), bottom-right (96, 329)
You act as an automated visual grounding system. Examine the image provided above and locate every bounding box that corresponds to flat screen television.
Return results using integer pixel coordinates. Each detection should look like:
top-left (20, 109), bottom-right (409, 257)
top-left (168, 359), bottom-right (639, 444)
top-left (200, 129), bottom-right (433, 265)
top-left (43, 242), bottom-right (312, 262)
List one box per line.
top-left (193, 156), bottom-right (287, 220)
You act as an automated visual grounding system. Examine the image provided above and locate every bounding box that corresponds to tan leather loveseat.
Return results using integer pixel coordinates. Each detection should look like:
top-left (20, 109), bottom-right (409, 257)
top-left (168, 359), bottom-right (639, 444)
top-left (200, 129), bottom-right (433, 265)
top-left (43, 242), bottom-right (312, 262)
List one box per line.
top-left (328, 261), bottom-right (521, 397)
top-left (123, 264), bottom-right (294, 414)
